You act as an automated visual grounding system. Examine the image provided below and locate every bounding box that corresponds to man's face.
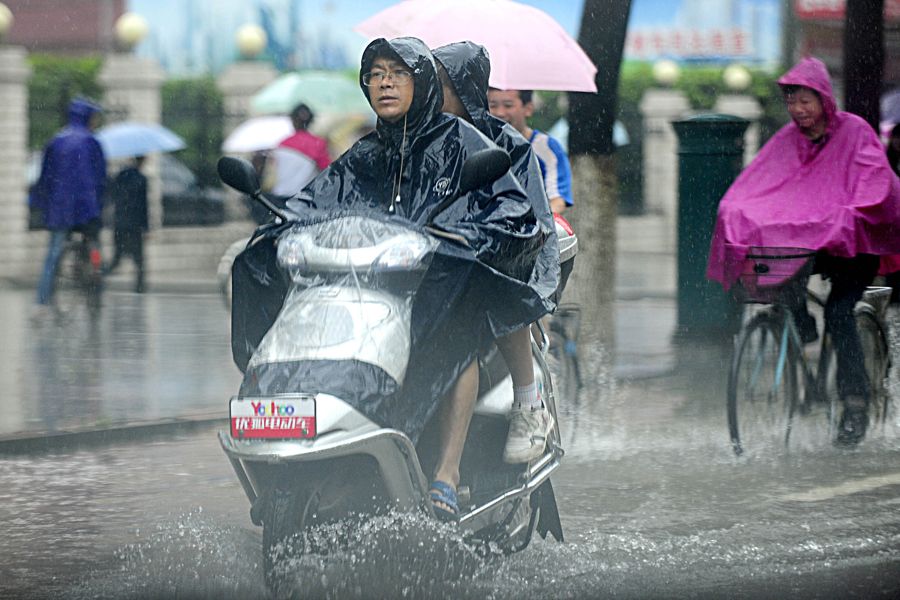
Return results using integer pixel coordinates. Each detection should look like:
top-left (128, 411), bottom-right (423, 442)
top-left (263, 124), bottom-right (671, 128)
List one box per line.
top-left (366, 57), bottom-right (415, 123)
top-left (784, 86), bottom-right (825, 135)
top-left (88, 111), bottom-right (102, 132)
top-left (488, 89), bottom-right (532, 136)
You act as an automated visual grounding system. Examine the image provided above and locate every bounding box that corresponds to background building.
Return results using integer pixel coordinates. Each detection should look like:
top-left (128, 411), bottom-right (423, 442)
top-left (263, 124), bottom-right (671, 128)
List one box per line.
top-left (4, 0), bottom-right (125, 54)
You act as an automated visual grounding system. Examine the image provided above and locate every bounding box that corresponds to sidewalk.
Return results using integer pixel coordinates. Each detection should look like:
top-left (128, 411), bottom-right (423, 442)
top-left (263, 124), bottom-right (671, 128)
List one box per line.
top-left (0, 213), bottom-right (680, 451)
top-left (614, 213), bottom-right (678, 379)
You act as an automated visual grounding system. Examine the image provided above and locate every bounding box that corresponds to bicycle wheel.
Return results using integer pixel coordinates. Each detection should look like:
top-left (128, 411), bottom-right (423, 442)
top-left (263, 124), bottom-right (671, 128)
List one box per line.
top-left (547, 330), bottom-right (577, 409)
top-left (727, 311), bottom-right (802, 456)
top-left (814, 333), bottom-right (842, 437)
top-left (54, 240), bottom-right (103, 322)
top-left (856, 308), bottom-right (891, 425)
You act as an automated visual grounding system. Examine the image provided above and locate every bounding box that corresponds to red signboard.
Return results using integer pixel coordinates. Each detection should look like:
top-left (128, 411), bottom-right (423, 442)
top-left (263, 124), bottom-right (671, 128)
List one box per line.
top-left (796, 0), bottom-right (900, 21)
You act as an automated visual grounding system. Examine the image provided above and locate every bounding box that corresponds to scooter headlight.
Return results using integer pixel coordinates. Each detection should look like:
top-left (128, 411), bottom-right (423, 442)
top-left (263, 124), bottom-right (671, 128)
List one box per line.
top-left (374, 235), bottom-right (434, 271)
top-left (276, 231), bottom-right (308, 271)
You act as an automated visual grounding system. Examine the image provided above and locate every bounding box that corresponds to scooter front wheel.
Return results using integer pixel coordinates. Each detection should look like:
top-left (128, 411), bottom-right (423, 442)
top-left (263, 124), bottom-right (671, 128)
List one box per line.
top-left (262, 485), bottom-right (318, 594)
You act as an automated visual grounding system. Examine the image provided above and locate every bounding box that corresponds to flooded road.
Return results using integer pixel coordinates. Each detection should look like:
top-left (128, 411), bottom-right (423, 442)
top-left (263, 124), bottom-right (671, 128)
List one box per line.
top-left (3, 323), bottom-right (900, 598)
top-left (0, 289), bottom-right (241, 438)
top-left (2, 285), bottom-right (900, 599)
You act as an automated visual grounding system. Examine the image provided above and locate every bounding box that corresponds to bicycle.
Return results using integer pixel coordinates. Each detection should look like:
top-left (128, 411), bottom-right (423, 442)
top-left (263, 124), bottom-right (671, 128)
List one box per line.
top-left (726, 247), bottom-right (892, 456)
top-left (53, 228), bottom-right (104, 321)
top-left (546, 303), bottom-right (583, 408)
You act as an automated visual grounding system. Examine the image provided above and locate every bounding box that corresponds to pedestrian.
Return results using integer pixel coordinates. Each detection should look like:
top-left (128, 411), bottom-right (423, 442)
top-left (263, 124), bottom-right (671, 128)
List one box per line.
top-left (887, 122), bottom-right (900, 177)
top-left (30, 97), bottom-right (106, 316)
top-left (104, 155), bottom-right (148, 293)
top-left (488, 88), bottom-right (573, 214)
top-left (267, 103), bottom-right (331, 197)
top-left (881, 123), bottom-right (900, 301)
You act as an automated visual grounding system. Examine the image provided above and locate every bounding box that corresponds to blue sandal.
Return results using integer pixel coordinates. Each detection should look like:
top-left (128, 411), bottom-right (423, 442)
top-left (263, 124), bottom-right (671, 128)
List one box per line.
top-left (428, 480), bottom-right (459, 522)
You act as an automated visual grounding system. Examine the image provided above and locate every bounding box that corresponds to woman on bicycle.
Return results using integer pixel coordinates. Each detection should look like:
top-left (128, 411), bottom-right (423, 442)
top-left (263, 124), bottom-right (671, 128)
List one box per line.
top-left (707, 56), bottom-right (900, 445)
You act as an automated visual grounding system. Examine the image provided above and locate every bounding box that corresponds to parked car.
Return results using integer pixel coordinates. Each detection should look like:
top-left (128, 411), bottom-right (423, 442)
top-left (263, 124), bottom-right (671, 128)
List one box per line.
top-left (26, 151), bottom-right (227, 228)
top-left (159, 154), bottom-right (226, 227)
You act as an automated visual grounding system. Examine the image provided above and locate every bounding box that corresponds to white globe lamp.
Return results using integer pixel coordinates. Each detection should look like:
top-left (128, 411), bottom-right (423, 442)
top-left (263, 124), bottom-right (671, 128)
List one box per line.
top-left (652, 59), bottom-right (680, 87)
top-left (723, 64), bottom-right (752, 92)
top-left (0, 3), bottom-right (13, 42)
top-left (236, 24), bottom-right (267, 59)
top-left (114, 12), bottom-right (149, 51)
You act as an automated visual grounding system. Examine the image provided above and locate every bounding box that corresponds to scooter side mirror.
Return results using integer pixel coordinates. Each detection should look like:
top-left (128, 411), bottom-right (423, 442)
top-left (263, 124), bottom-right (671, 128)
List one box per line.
top-left (426, 147), bottom-right (512, 225)
top-left (458, 147), bottom-right (512, 197)
top-left (217, 156), bottom-right (289, 223)
top-left (218, 156), bottom-right (260, 196)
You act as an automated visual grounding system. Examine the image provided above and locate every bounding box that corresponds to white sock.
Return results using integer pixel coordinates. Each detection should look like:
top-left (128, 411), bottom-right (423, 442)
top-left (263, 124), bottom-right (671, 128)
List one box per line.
top-left (513, 382), bottom-right (541, 411)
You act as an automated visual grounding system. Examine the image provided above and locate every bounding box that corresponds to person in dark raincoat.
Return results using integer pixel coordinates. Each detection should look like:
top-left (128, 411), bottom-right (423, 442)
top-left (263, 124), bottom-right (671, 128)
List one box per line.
top-left (31, 98), bottom-right (106, 312)
top-left (104, 155), bottom-right (149, 293)
top-left (231, 37), bottom-right (551, 519)
top-left (433, 41), bottom-right (559, 464)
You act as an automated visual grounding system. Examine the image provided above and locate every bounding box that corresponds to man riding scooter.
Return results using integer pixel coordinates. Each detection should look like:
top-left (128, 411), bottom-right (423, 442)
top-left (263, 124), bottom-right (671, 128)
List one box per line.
top-left (230, 37), bottom-right (556, 521)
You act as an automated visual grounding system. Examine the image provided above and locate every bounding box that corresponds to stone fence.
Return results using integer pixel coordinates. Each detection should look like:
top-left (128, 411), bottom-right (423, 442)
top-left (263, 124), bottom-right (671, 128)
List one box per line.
top-left (0, 47), bottom-right (277, 290)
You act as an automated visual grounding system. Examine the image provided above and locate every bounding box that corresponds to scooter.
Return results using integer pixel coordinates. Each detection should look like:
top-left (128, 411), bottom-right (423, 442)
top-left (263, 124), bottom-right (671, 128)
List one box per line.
top-left (216, 154), bottom-right (574, 590)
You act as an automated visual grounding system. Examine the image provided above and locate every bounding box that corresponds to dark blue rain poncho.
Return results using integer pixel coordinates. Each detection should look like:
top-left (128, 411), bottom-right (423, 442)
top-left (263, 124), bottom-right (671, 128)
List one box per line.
top-left (231, 37), bottom-right (554, 442)
top-left (30, 98), bottom-right (106, 230)
top-left (433, 41), bottom-right (559, 310)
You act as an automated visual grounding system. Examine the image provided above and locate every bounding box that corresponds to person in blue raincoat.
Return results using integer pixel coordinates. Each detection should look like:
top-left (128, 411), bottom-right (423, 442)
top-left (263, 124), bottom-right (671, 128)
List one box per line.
top-left (231, 37), bottom-right (553, 520)
top-left (30, 98), bottom-right (106, 312)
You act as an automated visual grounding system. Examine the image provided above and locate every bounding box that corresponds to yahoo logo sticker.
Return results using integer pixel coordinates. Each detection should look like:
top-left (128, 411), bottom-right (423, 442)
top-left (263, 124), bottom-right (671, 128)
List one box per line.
top-left (250, 401), bottom-right (296, 417)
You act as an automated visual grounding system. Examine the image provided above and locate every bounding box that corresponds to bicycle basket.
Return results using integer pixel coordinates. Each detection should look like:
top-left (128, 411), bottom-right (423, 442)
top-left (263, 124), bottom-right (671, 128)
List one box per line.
top-left (734, 246), bottom-right (816, 304)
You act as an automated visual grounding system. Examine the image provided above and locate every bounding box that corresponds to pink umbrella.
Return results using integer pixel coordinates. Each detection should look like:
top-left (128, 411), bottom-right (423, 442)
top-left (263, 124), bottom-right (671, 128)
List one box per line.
top-left (354, 0), bottom-right (597, 93)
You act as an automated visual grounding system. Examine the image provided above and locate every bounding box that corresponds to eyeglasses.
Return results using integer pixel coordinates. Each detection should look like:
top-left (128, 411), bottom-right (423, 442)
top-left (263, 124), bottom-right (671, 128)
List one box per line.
top-left (363, 69), bottom-right (413, 86)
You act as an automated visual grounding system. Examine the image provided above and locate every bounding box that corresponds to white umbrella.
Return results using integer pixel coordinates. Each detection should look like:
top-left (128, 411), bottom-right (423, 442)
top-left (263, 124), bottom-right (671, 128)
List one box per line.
top-left (96, 122), bottom-right (186, 159)
top-left (222, 116), bottom-right (294, 153)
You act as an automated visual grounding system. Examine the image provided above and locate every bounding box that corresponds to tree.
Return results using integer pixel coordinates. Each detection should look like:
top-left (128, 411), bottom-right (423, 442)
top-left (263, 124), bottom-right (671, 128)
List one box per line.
top-left (566, 0), bottom-right (632, 346)
top-left (843, 0), bottom-right (884, 130)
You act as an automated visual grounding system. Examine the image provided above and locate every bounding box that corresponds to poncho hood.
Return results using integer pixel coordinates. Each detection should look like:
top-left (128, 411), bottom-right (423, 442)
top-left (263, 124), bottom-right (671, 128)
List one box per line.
top-left (67, 97), bottom-right (102, 128)
top-left (777, 56), bottom-right (838, 126)
top-left (433, 41), bottom-right (493, 133)
top-left (360, 37), bottom-right (443, 141)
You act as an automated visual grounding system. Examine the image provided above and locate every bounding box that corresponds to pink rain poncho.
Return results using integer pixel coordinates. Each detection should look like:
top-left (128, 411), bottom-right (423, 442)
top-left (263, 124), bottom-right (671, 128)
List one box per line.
top-left (707, 57), bottom-right (900, 288)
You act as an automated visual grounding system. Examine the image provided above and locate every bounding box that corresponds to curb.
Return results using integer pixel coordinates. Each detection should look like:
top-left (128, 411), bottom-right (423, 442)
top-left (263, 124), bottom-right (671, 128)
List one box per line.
top-left (0, 413), bottom-right (227, 455)
top-left (1, 276), bottom-right (222, 296)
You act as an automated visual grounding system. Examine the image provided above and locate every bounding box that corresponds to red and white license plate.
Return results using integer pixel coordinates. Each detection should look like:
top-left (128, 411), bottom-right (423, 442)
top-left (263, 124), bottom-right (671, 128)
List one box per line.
top-left (230, 396), bottom-right (316, 439)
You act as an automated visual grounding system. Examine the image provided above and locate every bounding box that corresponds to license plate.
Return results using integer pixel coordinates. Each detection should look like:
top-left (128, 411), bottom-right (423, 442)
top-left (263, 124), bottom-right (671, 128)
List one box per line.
top-left (230, 396), bottom-right (316, 439)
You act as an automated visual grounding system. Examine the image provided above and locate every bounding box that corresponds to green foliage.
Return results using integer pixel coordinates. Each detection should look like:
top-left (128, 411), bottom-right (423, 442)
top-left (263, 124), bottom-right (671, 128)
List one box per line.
top-left (676, 66), bottom-right (727, 109)
top-left (530, 91), bottom-right (566, 133)
top-left (161, 77), bottom-right (224, 187)
top-left (612, 62), bottom-right (790, 213)
top-left (28, 54), bottom-right (103, 150)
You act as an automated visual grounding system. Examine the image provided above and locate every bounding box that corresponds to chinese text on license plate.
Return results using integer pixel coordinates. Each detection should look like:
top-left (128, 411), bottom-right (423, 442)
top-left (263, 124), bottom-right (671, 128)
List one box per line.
top-left (230, 396), bottom-right (316, 439)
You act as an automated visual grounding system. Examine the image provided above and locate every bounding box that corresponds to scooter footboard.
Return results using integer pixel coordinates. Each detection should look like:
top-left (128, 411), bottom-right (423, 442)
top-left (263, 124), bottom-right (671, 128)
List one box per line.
top-left (219, 428), bottom-right (432, 513)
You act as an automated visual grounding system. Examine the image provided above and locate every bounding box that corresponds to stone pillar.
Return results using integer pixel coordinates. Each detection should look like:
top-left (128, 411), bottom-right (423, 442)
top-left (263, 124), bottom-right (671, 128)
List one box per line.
top-left (714, 94), bottom-right (763, 165)
top-left (217, 61), bottom-right (278, 220)
top-left (639, 88), bottom-right (690, 219)
top-left (217, 61), bottom-right (278, 136)
top-left (0, 45), bottom-right (31, 281)
top-left (98, 53), bottom-right (165, 228)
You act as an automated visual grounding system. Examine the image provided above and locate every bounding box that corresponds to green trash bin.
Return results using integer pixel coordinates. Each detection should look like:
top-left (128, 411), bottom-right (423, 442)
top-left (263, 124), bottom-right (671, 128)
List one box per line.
top-left (672, 113), bottom-right (749, 339)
